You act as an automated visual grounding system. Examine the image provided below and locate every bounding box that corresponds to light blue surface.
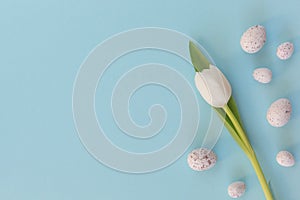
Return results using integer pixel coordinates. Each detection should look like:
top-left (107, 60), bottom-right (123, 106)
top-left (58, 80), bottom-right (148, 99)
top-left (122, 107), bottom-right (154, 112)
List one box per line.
top-left (1, 0), bottom-right (300, 199)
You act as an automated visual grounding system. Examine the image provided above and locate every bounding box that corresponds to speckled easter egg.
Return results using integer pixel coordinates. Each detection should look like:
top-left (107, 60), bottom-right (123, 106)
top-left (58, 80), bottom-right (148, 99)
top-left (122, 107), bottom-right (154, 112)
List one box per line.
top-left (266, 98), bottom-right (292, 127)
top-left (276, 151), bottom-right (295, 167)
top-left (228, 181), bottom-right (246, 198)
top-left (240, 25), bottom-right (266, 53)
top-left (277, 42), bottom-right (294, 60)
top-left (252, 68), bottom-right (272, 83)
top-left (187, 148), bottom-right (217, 171)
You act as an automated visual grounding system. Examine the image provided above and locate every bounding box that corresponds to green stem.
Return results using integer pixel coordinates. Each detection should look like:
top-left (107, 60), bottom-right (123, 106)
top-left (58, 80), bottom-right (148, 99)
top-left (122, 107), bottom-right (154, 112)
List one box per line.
top-left (222, 104), bottom-right (273, 200)
top-left (248, 152), bottom-right (274, 200)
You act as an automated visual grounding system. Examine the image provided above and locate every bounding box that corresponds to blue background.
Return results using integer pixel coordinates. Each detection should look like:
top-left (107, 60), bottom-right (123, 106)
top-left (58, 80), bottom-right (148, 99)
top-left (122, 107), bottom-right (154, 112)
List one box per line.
top-left (1, 0), bottom-right (300, 199)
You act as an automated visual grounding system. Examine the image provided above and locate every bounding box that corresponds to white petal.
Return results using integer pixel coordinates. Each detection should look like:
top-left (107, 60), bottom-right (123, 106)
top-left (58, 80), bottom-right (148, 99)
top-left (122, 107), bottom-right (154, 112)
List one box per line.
top-left (194, 65), bottom-right (232, 107)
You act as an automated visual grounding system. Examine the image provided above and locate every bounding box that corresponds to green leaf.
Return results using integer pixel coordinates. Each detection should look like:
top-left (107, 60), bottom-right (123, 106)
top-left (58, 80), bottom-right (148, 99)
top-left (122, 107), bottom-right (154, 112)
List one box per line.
top-left (214, 108), bottom-right (236, 133)
top-left (214, 107), bottom-right (250, 156)
top-left (227, 96), bottom-right (243, 126)
top-left (227, 96), bottom-right (249, 142)
top-left (189, 41), bottom-right (210, 72)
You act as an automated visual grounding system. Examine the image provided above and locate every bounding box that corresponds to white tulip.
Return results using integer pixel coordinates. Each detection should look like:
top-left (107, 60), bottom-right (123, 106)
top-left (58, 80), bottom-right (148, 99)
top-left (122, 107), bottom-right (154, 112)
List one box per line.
top-left (194, 64), bottom-right (232, 108)
top-left (189, 42), bottom-right (274, 199)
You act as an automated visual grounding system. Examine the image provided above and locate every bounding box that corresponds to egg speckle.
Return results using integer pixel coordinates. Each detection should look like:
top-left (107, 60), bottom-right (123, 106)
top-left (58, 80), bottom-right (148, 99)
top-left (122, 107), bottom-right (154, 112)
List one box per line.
top-left (267, 98), bottom-right (292, 127)
top-left (187, 148), bottom-right (217, 171)
top-left (277, 42), bottom-right (294, 60)
top-left (240, 25), bottom-right (266, 53)
top-left (276, 151), bottom-right (295, 167)
top-left (253, 68), bottom-right (272, 83)
top-left (228, 181), bottom-right (246, 198)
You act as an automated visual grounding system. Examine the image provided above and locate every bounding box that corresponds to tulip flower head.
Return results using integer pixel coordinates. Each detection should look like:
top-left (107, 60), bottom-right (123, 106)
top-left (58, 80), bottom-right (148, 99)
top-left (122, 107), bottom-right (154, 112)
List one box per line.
top-left (194, 64), bottom-right (232, 108)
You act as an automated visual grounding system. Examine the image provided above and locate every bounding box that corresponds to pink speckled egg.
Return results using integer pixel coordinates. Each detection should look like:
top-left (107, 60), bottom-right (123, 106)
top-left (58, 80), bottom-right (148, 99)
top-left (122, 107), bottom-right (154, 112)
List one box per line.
top-left (266, 98), bottom-right (292, 127)
top-left (277, 42), bottom-right (294, 60)
top-left (253, 67), bottom-right (272, 84)
top-left (240, 25), bottom-right (266, 53)
top-left (228, 181), bottom-right (246, 198)
top-left (187, 148), bottom-right (217, 171)
top-left (276, 151), bottom-right (295, 167)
